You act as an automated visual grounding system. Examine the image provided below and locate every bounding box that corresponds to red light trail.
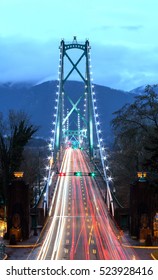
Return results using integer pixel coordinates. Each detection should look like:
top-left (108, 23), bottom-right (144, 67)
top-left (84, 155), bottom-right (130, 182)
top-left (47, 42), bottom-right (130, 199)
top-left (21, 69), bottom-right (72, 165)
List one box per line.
top-left (37, 148), bottom-right (137, 260)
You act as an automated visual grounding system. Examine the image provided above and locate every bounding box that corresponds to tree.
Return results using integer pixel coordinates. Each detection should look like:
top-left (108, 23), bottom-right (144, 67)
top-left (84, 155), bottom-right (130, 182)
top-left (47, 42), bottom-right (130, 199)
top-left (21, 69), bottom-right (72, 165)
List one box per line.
top-left (0, 110), bottom-right (38, 204)
top-left (111, 85), bottom-right (158, 205)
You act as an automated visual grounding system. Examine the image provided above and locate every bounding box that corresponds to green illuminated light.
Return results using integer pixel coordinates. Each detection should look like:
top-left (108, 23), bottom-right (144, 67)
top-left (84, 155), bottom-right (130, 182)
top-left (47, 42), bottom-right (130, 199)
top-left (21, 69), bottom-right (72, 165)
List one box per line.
top-left (89, 172), bottom-right (96, 177)
top-left (74, 171), bottom-right (82, 176)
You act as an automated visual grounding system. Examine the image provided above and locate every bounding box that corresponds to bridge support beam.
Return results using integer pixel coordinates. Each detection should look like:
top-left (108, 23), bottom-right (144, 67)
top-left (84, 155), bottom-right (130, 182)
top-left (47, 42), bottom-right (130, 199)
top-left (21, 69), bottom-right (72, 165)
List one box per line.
top-left (54, 38), bottom-right (94, 160)
top-left (54, 40), bottom-right (64, 160)
top-left (85, 40), bottom-right (93, 159)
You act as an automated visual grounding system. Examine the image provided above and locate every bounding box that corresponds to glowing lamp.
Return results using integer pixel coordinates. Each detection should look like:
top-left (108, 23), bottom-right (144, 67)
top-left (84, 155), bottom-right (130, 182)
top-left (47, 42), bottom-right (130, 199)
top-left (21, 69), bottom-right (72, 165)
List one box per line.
top-left (59, 172), bottom-right (66, 176)
top-left (88, 172), bottom-right (96, 177)
top-left (14, 172), bottom-right (24, 178)
top-left (137, 171), bottom-right (147, 182)
top-left (74, 171), bottom-right (82, 176)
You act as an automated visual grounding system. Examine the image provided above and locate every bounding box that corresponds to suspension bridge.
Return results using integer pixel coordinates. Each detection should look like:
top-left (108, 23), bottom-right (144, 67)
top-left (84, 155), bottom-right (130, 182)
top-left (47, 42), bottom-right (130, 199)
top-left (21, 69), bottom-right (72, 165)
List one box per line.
top-left (35, 37), bottom-right (136, 260)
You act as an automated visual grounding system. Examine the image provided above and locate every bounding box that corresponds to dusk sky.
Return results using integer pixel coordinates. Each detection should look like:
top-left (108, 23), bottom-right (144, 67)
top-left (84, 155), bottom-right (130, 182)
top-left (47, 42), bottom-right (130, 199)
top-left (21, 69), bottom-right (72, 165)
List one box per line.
top-left (0, 0), bottom-right (158, 90)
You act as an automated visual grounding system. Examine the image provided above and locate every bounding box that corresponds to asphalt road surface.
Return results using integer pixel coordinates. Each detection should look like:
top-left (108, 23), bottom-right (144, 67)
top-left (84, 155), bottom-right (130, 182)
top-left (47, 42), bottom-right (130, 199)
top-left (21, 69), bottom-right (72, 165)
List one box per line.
top-left (37, 148), bottom-right (136, 260)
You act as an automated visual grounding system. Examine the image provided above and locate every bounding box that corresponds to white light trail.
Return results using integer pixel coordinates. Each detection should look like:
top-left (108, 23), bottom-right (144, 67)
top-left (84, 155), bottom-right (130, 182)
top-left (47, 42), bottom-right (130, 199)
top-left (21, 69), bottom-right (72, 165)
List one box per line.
top-left (37, 148), bottom-right (72, 260)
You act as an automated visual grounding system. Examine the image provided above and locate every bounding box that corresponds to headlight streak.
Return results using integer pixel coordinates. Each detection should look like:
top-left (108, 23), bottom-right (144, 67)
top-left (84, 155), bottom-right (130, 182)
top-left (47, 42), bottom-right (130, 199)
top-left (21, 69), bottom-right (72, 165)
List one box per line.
top-left (79, 149), bottom-right (136, 260)
top-left (38, 148), bottom-right (137, 260)
top-left (37, 148), bottom-right (71, 260)
top-left (79, 150), bottom-right (107, 259)
top-left (53, 148), bottom-right (72, 260)
top-left (77, 157), bottom-right (89, 259)
top-left (48, 171), bottom-right (54, 186)
top-left (48, 150), bottom-right (68, 216)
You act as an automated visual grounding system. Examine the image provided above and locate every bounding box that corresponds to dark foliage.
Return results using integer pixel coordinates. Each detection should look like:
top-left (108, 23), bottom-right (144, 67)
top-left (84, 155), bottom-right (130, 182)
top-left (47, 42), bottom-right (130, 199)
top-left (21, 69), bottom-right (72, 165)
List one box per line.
top-left (111, 84), bottom-right (158, 206)
top-left (0, 111), bottom-right (38, 201)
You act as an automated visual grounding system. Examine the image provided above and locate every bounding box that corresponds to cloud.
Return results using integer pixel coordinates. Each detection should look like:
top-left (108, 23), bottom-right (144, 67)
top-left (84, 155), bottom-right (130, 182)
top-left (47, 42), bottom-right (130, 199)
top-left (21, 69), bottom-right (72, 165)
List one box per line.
top-left (0, 36), bottom-right (158, 91)
top-left (120, 25), bottom-right (143, 31)
top-left (0, 36), bottom-right (59, 83)
top-left (100, 25), bottom-right (114, 30)
top-left (99, 25), bottom-right (143, 32)
top-left (91, 43), bottom-right (158, 91)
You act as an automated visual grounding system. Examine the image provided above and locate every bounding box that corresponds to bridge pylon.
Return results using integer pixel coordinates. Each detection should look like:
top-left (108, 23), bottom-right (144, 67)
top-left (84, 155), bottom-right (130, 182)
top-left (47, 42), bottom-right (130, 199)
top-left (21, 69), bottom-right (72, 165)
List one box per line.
top-left (54, 37), bottom-right (94, 160)
top-left (50, 37), bottom-right (115, 216)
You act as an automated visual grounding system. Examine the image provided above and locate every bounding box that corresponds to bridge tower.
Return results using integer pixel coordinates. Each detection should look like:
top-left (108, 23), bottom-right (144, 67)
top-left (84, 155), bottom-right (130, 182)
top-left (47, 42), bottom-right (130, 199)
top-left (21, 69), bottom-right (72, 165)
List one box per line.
top-left (47, 37), bottom-right (115, 216)
top-left (54, 37), bottom-right (94, 159)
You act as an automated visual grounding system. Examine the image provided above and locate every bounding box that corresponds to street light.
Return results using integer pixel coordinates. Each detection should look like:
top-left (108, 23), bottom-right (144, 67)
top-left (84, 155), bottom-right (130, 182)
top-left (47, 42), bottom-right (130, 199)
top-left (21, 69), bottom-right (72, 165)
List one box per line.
top-left (14, 172), bottom-right (24, 178)
top-left (137, 172), bottom-right (147, 182)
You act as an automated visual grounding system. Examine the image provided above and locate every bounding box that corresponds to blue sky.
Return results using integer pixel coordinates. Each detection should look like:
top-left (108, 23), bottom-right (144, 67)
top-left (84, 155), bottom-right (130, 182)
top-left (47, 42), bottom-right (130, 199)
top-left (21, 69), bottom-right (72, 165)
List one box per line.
top-left (0, 0), bottom-right (158, 90)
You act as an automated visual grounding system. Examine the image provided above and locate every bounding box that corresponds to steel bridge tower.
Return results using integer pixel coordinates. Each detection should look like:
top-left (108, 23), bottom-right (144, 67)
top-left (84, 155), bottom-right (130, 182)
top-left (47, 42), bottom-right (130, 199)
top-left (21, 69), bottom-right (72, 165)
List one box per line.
top-left (46, 37), bottom-right (115, 216)
top-left (54, 37), bottom-right (94, 160)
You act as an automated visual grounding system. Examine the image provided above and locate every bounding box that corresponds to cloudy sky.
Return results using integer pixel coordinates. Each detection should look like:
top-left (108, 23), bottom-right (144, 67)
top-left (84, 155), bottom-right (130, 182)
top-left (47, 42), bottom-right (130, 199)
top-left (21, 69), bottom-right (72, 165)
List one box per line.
top-left (0, 0), bottom-right (158, 90)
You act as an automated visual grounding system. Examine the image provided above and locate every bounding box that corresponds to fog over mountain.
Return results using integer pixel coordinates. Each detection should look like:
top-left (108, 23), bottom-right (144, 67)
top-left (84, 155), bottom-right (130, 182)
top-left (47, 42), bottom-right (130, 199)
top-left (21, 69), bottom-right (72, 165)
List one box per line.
top-left (0, 80), bottom-right (135, 143)
top-left (129, 84), bottom-right (158, 95)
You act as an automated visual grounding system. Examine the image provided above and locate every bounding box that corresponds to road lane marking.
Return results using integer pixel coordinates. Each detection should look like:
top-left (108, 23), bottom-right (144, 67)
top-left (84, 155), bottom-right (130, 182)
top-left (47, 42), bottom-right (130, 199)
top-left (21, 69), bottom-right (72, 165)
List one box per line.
top-left (88, 225), bottom-right (94, 245)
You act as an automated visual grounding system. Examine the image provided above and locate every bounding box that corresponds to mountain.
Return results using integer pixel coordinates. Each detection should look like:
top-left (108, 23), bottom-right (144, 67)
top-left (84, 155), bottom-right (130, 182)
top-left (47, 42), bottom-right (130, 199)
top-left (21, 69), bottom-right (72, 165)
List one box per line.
top-left (130, 84), bottom-right (158, 95)
top-left (0, 80), bottom-right (134, 143)
top-left (130, 85), bottom-right (147, 95)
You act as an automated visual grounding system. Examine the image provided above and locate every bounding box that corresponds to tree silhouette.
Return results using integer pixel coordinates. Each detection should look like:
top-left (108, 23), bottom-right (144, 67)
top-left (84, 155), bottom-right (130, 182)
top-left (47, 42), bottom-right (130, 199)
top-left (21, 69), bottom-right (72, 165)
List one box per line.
top-left (111, 85), bottom-right (158, 205)
top-left (0, 111), bottom-right (38, 204)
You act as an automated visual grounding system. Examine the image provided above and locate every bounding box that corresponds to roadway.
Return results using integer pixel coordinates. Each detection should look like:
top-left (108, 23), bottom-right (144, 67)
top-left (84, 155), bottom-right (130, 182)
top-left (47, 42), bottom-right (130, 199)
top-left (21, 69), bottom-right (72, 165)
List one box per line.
top-left (37, 148), bottom-right (136, 260)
